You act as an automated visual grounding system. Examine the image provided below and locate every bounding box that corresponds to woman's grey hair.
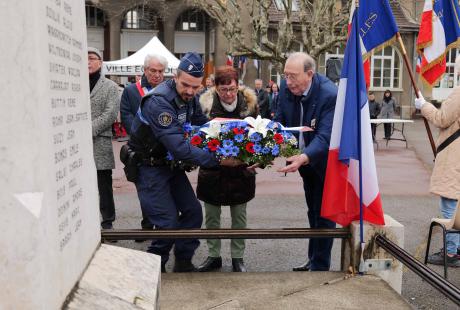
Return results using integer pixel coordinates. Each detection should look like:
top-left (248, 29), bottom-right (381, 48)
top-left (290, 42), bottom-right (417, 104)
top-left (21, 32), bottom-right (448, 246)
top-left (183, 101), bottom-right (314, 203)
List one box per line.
top-left (144, 53), bottom-right (168, 69)
top-left (287, 52), bottom-right (316, 72)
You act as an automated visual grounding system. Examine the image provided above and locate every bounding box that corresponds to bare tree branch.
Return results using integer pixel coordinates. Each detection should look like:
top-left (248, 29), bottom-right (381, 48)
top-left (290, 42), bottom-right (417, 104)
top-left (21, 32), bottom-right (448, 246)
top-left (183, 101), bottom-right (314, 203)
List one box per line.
top-left (192, 0), bottom-right (349, 69)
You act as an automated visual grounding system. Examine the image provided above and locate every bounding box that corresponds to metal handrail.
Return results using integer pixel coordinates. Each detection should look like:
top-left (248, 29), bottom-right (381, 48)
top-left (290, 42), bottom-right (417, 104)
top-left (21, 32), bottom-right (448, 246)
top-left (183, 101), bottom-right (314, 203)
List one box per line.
top-left (101, 228), bottom-right (351, 241)
top-left (375, 234), bottom-right (460, 306)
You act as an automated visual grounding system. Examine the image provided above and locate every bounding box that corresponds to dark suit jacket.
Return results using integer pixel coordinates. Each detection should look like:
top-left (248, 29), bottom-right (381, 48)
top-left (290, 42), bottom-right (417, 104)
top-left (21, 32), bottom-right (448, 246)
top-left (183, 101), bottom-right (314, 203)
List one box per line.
top-left (275, 74), bottom-right (337, 180)
top-left (120, 75), bottom-right (152, 134)
top-left (255, 88), bottom-right (270, 118)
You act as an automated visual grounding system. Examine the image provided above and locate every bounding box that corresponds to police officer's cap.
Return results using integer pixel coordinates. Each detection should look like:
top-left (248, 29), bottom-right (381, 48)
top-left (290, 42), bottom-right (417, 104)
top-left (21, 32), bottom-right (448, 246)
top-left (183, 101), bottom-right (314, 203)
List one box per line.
top-left (178, 52), bottom-right (204, 78)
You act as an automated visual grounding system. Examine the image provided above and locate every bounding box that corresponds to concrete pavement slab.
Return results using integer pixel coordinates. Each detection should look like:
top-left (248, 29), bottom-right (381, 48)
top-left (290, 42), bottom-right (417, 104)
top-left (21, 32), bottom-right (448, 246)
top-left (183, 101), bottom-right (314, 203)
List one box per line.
top-left (161, 272), bottom-right (411, 310)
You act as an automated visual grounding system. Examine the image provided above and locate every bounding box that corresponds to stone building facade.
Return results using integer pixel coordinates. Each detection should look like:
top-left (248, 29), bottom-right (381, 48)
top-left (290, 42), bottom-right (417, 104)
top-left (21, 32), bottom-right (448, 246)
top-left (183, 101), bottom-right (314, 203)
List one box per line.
top-left (86, 0), bottom-right (459, 118)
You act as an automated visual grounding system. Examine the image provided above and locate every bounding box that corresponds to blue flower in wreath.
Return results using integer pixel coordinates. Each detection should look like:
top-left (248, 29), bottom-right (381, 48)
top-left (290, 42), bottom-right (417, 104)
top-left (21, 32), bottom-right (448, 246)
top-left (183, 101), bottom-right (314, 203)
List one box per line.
top-left (219, 146), bottom-right (232, 157)
top-left (234, 134), bottom-right (244, 143)
top-left (183, 122), bottom-right (193, 134)
top-left (271, 145), bottom-right (280, 156)
top-left (253, 143), bottom-right (262, 154)
top-left (262, 146), bottom-right (271, 154)
top-left (223, 139), bottom-right (234, 148)
top-left (282, 131), bottom-right (293, 139)
top-left (231, 146), bottom-right (240, 156)
top-left (250, 132), bottom-right (262, 142)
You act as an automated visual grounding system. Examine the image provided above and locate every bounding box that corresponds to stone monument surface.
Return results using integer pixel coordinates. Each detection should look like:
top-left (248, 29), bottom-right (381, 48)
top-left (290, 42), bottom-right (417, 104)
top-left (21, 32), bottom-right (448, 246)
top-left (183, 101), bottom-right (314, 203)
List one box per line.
top-left (0, 0), bottom-right (100, 308)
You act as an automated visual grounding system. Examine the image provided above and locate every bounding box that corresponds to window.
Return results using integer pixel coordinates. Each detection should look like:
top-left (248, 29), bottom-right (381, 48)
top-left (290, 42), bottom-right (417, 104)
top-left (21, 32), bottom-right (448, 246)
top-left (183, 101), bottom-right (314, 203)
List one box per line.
top-left (85, 3), bottom-right (105, 27)
top-left (370, 46), bottom-right (402, 89)
top-left (274, 0), bottom-right (299, 11)
top-left (434, 48), bottom-right (459, 89)
top-left (175, 9), bottom-right (206, 32)
top-left (270, 64), bottom-right (280, 85)
top-left (123, 6), bottom-right (158, 29)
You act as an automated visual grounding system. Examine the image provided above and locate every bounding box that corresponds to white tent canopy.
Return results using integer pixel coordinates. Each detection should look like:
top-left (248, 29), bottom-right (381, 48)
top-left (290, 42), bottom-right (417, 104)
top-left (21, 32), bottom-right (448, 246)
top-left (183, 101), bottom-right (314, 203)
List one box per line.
top-left (102, 36), bottom-right (179, 76)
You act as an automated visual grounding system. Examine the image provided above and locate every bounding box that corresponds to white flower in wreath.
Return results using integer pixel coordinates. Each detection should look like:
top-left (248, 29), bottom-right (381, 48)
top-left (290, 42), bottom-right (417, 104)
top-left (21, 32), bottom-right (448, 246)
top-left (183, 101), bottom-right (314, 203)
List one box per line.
top-left (244, 115), bottom-right (271, 138)
top-left (200, 121), bottom-right (222, 138)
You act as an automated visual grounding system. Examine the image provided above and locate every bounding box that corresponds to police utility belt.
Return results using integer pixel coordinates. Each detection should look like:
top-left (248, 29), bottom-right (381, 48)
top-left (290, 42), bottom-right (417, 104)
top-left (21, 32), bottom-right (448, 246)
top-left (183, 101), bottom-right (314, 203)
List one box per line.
top-left (120, 144), bottom-right (167, 183)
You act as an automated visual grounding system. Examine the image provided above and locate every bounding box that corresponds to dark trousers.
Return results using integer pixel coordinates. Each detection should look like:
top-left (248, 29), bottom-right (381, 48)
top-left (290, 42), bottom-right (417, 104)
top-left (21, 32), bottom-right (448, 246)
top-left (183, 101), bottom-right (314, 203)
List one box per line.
top-left (370, 117), bottom-right (377, 139)
top-left (300, 167), bottom-right (336, 271)
top-left (141, 209), bottom-right (153, 229)
top-left (136, 166), bottom-right (203, 264)
top-left (97, 169), bottom-right (116, 229)
top-left (384, 123), bottom-right (392, 139)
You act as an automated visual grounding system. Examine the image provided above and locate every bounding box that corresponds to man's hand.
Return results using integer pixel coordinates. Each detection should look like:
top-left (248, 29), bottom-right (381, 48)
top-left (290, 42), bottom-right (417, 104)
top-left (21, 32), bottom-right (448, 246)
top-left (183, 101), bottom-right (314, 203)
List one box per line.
top-left (414, 92), bottom-right (425, 110)
top-left (277, 154), bottom-right (309, 173)
top-left (220, 157), bottom-right (244, 167)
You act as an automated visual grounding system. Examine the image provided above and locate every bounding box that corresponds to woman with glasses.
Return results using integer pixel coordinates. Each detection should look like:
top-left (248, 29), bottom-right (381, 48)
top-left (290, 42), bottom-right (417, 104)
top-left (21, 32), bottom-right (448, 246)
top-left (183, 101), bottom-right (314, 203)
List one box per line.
top-left (196, 66), bottom-right (258, 272)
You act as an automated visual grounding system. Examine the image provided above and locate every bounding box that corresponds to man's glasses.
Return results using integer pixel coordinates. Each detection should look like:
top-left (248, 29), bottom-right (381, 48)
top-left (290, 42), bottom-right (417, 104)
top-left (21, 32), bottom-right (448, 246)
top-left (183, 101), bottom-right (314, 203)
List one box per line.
top-left (217, 87), bottom-right (238, 94)
top-left (146, 68), bottom-right (164, 75)
top-left (88, 57), bottom-right (100, 62)
top-left (281, 73), bottom-right (299, 82)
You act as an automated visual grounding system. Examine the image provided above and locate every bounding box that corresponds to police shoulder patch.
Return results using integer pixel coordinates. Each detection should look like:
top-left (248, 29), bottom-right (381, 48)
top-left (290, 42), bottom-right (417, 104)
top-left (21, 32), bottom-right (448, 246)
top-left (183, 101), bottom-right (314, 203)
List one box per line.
top-left (158, 112), bottom-right (173, 127)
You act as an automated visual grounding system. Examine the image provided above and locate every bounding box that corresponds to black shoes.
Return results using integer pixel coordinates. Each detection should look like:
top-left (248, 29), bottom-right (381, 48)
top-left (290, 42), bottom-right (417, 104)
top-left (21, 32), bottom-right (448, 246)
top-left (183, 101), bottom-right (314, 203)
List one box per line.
top-left (232, 258), bottom-right (247, 272)
top-left (293, 260), bottom-right (311, 271)
top-left (427, 251), bottom-right (460, 267)
top-left (173, 259), bottom-right (197, 272)
top-left (197, 257), bottom-right (223, 272)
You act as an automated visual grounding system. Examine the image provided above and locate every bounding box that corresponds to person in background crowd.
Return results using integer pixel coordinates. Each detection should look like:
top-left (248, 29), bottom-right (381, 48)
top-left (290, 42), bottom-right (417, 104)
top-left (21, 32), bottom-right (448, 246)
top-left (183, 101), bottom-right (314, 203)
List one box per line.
top-left (120, 54), bottom-right (167, 234)
top-left (368, 92), bottom-right (381, 141)
top-left (265, 84), bottom-right (271, 96)
top-left (87, 47), bottom-right (120, 231)
top-left (414, 57), bottom-right (460, 267)
top-left (379, 89), bottom-right (397, 139)
top-left (254, 79), bottom-right (270, 118)
top-left (121, 54), bottom-right (167, 135)
top-left (196, 66), bottom-right (258, 273)
top-left (269, 83), bottom-right (280, 119)
top-left (127, 52), bottom-right (241, 273)
top-left (198, 77), bottom-right (215, 97)
top-left (276, 52), bottom-right (337, 272)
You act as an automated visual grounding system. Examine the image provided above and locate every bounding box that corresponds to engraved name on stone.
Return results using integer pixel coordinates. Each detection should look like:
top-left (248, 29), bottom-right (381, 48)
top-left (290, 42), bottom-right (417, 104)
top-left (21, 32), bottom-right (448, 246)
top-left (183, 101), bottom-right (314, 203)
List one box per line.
top-left (46, 0), bottom-right (86, 252)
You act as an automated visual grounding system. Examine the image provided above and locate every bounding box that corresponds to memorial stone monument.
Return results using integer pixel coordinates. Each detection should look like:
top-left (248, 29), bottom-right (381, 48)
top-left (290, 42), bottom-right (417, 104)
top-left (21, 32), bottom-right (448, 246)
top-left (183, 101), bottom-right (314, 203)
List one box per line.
top-left (0, 1), bottom-right (160, 309)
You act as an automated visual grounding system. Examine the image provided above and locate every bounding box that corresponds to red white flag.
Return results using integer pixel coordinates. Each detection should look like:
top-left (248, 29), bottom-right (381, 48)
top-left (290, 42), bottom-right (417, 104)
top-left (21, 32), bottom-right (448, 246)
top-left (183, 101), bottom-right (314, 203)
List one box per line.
top-left (416, 0), bottom-right (460, 86)
top-left (226, 55), bottom-right (233, 66)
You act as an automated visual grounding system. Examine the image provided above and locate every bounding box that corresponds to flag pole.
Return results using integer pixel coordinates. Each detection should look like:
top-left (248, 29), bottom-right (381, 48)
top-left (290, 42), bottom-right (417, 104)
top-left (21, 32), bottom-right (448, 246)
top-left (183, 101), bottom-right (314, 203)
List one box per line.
top-left (396, 33), bottom-right (437, 157)
top-left (355, 0), bottom-right (366, 274)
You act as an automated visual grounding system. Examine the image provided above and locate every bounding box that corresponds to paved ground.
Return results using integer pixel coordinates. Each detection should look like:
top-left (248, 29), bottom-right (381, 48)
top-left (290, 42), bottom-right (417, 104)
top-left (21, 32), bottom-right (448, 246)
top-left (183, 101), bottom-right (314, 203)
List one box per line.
top-left (109, 119), bottom-right (459, 309)
top-left (161, 272), bottom-right (411, 310)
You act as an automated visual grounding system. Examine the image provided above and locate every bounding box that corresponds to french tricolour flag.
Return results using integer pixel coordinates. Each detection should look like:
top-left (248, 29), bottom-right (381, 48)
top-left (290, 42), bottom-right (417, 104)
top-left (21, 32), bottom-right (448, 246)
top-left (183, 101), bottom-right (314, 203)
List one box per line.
top-left (417, 0), bottom-right (460, 87)
top-left (321, 10), bottom-right (384, 227)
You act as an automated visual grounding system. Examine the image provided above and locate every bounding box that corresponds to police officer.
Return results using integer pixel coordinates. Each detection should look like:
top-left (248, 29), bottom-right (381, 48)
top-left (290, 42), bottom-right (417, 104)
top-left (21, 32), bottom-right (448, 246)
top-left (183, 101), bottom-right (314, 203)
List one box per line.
top-left (128, 52), bottom-right (238, 273)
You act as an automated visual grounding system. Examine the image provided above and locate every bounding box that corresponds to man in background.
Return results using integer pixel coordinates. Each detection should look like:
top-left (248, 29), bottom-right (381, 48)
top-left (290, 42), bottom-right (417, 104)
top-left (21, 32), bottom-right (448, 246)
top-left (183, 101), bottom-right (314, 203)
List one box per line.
top-left (254, 79), bottom-right (269, 118)
top-left (88, 47), bottom-right (120, 231)
top-left (120, 54), bottom-right (167, 234)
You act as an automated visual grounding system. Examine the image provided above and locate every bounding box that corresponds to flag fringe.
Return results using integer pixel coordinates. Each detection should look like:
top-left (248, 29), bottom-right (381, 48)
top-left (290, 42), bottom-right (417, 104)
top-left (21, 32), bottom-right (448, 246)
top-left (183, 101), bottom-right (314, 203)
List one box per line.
top-left (418, 39), bottom-right (460, 74)
top-left (362, 35), bottom-right (397, 61)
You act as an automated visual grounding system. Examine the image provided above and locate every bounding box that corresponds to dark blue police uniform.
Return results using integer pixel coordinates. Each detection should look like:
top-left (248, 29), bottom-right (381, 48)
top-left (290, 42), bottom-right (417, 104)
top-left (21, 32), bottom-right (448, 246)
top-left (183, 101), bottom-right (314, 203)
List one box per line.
top-left (275, 73), bottom-right (337, 271)
top-left (128, 53), bottom-right (218, 270)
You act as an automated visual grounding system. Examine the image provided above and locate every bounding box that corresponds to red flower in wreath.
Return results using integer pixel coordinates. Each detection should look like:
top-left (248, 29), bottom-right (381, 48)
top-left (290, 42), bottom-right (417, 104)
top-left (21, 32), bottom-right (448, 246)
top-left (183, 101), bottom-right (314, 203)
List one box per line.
top-left (232, 128), bottom-right (245, 135)
top-left (190, 135), bottom-right (203, 146)
top-left (207, 139), bottom-right (220, 152)
top-left (245, 142), bottom-right (255, 153)
top-left (273, 133), bottom-right (284, 144)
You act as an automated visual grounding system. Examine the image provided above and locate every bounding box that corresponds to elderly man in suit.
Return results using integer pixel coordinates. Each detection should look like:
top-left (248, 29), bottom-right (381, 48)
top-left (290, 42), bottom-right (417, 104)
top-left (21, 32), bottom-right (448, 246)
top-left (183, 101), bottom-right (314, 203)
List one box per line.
top-left (276, 52), bottom-right (337, 271)
top-left (88, 47), bottom-right (120, 230)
